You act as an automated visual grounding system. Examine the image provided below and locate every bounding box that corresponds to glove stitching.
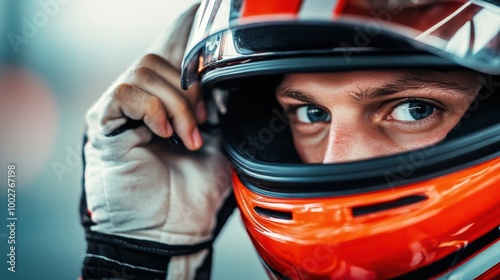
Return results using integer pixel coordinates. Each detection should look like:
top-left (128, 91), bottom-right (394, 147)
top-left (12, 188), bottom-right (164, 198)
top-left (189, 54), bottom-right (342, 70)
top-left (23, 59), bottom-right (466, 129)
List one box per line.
top-left (85, 253), bottom-right (166, 273)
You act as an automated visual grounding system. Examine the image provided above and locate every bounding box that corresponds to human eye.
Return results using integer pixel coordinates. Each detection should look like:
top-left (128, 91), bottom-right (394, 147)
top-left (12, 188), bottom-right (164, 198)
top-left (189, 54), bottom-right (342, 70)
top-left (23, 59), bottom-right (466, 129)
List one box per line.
top-left (389, 100), bottom-right (436, 122)
top-left (296, 105), bottom-right (331, 123)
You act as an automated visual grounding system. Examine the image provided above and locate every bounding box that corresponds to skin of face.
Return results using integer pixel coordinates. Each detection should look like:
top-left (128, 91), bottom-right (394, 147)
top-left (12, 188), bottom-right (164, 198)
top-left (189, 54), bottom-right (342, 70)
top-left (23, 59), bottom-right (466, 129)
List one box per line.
top-left (276, 70), bottom-right (481, 163)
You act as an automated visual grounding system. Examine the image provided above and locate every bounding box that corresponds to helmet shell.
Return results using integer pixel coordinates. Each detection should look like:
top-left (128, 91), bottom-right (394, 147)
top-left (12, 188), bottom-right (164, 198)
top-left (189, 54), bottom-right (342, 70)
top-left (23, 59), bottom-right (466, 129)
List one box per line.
top-left (182, 0), bottom-right (500, 278)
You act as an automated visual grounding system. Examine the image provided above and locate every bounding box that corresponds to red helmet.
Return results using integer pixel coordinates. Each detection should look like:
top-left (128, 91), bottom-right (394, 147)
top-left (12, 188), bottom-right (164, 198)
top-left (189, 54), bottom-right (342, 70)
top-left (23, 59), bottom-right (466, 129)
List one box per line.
top-left (182, 0), bottom-right (500, 279)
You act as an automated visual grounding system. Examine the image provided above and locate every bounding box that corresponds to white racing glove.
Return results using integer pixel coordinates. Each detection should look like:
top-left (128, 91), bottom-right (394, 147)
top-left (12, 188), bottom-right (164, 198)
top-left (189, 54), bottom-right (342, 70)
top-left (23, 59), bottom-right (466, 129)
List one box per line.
top-left (81, 4), bottom-right (233, 279)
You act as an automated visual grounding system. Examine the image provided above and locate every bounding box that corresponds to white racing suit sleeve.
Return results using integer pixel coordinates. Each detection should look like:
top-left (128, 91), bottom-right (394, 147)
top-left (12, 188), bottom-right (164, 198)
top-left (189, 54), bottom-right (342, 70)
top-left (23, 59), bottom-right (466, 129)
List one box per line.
top-left (79, 4), bottom-right (236, 279)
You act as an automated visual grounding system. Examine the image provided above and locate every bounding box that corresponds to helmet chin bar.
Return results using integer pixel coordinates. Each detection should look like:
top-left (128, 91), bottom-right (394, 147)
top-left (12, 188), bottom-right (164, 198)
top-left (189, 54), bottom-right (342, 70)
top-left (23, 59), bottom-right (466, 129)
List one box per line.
top-left (230, 161), bottom-right (500, 279)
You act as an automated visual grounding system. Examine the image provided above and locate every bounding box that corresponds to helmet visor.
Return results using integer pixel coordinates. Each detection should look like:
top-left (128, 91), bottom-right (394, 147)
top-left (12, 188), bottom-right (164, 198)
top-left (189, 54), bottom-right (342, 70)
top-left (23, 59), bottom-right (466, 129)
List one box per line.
top-left (182, 0), bottom-right (500, 88)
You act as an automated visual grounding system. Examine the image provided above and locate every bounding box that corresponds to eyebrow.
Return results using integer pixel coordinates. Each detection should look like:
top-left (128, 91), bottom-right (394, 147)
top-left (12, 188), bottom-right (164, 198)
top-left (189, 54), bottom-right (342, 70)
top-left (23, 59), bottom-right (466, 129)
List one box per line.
top-left (276, 72), bottom-right (476, 103)
top-left (276, 88), bottom-right (319, 104)
top-left (351, 73), bottom-right (475, 102)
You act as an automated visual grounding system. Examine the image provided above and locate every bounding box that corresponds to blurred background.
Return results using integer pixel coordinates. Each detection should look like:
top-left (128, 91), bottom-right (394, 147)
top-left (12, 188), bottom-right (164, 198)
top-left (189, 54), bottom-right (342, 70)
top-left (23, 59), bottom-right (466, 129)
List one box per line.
top-left (0, 0), bottom-right (266, 279)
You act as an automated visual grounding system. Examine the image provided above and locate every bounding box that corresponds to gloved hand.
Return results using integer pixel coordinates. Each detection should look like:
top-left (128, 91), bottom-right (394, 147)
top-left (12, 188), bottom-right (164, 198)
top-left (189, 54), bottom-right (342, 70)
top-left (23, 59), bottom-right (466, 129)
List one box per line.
top-left (82, 5), bottom-right (232, 279)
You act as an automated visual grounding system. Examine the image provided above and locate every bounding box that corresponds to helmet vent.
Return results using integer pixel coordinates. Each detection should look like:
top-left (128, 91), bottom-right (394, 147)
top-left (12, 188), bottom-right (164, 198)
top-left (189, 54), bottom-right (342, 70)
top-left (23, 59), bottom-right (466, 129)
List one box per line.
top-left (254, 206), bottom-right (292, 220)
top-left (352, 195), bottom-right (427, 217)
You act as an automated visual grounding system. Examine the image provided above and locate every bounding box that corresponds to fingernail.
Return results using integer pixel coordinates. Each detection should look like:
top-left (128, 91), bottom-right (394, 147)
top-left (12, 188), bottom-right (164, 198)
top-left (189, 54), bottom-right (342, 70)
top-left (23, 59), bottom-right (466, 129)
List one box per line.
top-left (195, 101), bottom-right (207, 124)
top-left (165, 121), bottom-right (173, 136)
top-left (192, 127), bottom-right (203, 149)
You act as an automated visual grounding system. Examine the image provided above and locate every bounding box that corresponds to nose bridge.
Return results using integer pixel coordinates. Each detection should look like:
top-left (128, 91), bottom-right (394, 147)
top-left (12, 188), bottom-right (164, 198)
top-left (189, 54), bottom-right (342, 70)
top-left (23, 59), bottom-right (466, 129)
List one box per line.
top-left (323, 117), bottom-right (379, 163)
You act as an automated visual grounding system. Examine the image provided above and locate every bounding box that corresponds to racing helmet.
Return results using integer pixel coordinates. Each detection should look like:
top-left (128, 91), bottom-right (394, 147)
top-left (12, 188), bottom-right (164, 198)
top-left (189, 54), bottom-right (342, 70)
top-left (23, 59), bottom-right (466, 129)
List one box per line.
top-left (181, 0), bottom-right (500, 279)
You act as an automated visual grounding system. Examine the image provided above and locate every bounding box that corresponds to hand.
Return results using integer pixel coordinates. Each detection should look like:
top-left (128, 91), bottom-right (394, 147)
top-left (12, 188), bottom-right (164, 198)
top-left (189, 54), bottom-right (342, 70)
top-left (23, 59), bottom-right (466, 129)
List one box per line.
top-left (83, 11), bottom-right (232, 247)
top-left (91, 52), bottom-right (205, 150)
top-left (81, 5), bottom-right (234, 279)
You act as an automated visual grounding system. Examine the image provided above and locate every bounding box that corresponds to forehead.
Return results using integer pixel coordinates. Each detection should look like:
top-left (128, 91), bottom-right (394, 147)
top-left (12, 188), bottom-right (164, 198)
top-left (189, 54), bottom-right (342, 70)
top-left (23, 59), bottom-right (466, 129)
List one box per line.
top-left (278, 70), bottom-right (479, 91)
top-left (281, 71), bottom-right (402, 89)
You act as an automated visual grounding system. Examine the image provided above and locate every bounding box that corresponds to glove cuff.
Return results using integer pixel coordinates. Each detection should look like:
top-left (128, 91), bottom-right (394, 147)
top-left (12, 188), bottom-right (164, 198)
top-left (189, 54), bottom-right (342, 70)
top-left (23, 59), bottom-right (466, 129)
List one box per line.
top-left (82, 230), bottom-right (213, 279)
